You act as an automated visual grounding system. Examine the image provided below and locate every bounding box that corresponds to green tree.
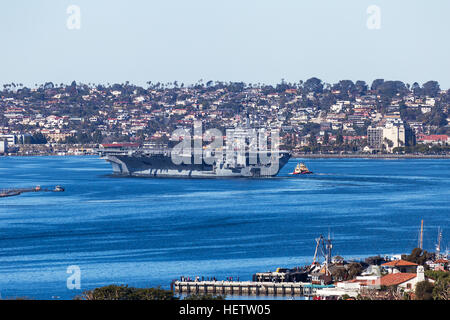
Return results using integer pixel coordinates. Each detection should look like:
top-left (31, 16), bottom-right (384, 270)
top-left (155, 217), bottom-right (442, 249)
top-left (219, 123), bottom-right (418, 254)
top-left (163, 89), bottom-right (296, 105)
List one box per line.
top-left (78, 285), bottom-right (178, 300)
top-left (31, 132), bottom-right (47, 144)
top-left (92, 130), bottom-right (103, 144)
top-left (383, 138), bottom-right (394, 149)
top-left (347, 263), bottom-right (363, 279)
top-left (355, 80), bottom-right (368, 95)
top-left (371, 79), bottom-right (384, 91)
top-left (415, 281), bottom-right (434, 300)
top-left (333, 267), bottom-right (348, 281)
top-left (432, 278), bottom-right (450, 300)
top-left (422, 81), bottom-right (440, 97)
top-left (323, 131), bottom-right (329, 145)
top-left (304, 77), bottom-right (323, 93)
top-left (308, 135), bottom-right (317, 147)
top-left (425, 270), bottom-right (450, 300)
top-left (335, 133), bottom-right (344, 145)
top-left (402, 248), bottom-right (432, 266)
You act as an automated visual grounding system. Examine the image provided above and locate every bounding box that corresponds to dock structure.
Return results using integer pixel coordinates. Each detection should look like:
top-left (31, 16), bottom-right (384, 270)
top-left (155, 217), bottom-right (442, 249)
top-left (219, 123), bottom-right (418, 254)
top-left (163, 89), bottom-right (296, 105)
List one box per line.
top-left (0, 185), bottom-right (64, 198)
top-left (172, 280), bottom-right (325, 297)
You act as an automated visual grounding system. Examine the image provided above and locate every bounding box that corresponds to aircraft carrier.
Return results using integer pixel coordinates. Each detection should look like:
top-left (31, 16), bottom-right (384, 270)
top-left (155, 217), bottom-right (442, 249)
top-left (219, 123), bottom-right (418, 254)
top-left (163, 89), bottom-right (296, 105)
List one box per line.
top-left (98, 144), bottom-right (291, 178)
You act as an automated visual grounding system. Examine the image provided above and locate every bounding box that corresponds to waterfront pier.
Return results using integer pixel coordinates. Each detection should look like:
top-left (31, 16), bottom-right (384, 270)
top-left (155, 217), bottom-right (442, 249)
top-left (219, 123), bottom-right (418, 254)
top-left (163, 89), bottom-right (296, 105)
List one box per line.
top-left (0, 185), bottom-right (64, 198)
top-left (172, 280), bottom-right (323, 297)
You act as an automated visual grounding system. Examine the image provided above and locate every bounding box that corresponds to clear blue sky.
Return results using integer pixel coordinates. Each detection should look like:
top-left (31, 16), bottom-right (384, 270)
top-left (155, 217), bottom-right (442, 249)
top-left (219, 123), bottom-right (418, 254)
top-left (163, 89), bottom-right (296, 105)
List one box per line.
top-left (1, 0), bottom-right (449, 88)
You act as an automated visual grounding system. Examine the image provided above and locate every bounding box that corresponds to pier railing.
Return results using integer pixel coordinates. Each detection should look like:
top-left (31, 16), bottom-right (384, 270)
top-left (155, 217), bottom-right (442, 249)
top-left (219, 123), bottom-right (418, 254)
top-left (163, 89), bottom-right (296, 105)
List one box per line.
top-left (172, 280), bottom-right (327, 297)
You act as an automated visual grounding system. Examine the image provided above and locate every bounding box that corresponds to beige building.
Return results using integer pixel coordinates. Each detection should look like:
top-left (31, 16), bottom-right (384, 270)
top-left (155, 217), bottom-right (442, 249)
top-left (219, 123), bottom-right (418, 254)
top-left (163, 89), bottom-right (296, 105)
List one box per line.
top-left (382, 121), bottom-right (406, 152)
top-left (0, 139), bottom-right (7, 153)
top-left (0, 134), bottom-right (18, 146)
top-left (367, 120), bottom-right (406, 152)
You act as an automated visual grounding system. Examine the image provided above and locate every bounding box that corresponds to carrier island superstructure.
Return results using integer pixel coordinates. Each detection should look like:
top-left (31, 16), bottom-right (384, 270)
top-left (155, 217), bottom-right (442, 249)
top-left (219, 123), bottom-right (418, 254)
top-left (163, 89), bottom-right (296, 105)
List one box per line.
top-left (98, 127), bottom-right (291, 178)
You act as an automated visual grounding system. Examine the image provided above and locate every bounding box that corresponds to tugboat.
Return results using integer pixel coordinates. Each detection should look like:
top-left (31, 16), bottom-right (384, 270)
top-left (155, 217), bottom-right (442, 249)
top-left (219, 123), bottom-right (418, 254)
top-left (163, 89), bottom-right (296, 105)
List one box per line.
top-left (54, 185), bottom-right (65, 192)
top-left (292, 163), bottom-right (313, 175)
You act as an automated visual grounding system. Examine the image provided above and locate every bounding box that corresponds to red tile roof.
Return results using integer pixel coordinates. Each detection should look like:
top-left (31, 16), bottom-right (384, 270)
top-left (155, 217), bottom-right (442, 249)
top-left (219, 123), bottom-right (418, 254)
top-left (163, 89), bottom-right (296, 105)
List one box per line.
top-left (380, 273), bottom-right (416, 286)
top-left (417, 134), bottom-right (448, 142)
top-left (101, 143), bottom-right (140, 148)
top-left (434, 259), bottom-right (448, 264)
top-left (346, 279), bottom-right (378, 286)
top-left (381, 260), bottom-right (418, 267)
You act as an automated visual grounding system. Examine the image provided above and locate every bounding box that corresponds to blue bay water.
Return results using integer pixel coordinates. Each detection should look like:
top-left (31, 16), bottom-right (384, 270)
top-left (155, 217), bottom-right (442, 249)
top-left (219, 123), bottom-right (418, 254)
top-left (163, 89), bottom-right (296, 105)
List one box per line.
top-left (0, 156), bottom-right (449, 299)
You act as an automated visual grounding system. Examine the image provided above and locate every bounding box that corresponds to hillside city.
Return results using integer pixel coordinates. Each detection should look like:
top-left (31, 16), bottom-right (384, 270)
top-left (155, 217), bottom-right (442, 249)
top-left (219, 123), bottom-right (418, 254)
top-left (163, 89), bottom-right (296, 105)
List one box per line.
top-left (0, 78), bottom-right (449, 155)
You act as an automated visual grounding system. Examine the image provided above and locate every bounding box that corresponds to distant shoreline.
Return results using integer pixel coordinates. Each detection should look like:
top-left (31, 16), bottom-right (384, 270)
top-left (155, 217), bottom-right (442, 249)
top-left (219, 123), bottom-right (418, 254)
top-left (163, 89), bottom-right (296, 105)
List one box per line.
top-left (293, 154), bottom-right (450, 159)
top-left (2, 153), bottom-right (450, 160)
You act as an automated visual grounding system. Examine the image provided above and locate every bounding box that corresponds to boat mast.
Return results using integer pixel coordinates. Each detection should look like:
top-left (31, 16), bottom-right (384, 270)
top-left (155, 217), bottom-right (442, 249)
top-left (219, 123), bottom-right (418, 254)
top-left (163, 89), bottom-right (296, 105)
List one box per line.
top-left (436, 227), bottom-right (442, 258)
top-left (310, 234), bottom-right (333, 276)
top-left (311, 235), bottom-right (322, 267)
top-left (325, 232), bottom-right (333, 275)
top-left (419, 219), bottom-right (424, 250)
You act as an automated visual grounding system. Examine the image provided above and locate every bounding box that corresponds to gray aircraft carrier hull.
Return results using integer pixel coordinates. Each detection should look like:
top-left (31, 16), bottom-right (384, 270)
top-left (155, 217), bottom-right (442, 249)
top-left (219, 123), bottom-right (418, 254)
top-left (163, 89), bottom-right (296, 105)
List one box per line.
top-left (104, 152), bottom-right (291, 178)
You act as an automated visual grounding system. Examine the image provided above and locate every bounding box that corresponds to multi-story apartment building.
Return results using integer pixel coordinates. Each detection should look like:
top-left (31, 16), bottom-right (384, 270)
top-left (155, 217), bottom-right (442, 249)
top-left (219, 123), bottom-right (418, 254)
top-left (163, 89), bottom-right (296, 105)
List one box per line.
top-left (367, 126), bottom-right (384, 149)
top-left (367, 120), bottom-right (406, 152)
